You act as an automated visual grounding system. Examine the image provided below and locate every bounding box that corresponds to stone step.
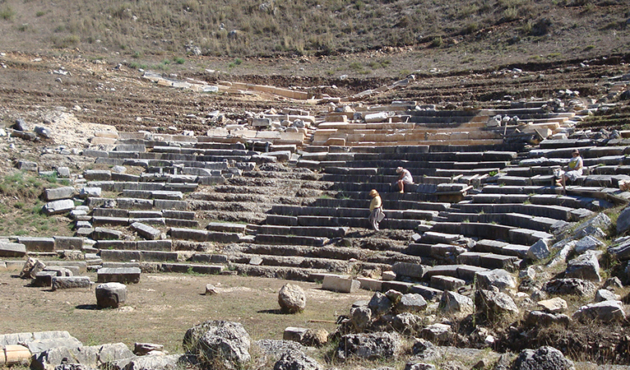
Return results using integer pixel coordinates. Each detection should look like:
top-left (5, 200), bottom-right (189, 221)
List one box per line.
top-left (309, 198), bottom-right (451, 212)
top-left (456, 202), bottom-right (584, 221)
top-left (473, 239), bottom-right (529, 258)
top-left (268, 205), bottom-right (434, 220)
top-left (441, 212), bottom-right (571, 234)
top-left (293, 215), bottom-right (420, 230)
top-left (225, 252), bottom-right (361, 272)
top-left (456, 252), bottom-right (522, 272)
top-left (121, 190), bottom-right (184, 200)
top-left (254, 234), bottom-right (327, 247)
top-left (430, 275), bottom-right (467, 291)
top-left (99, 249), bottom-right (179, 262)
top-left (229, 263), bottom-right (328, 281)
top-left (160, 263), bottom-right (223, 274)
top-left (97, 267), bottom-right (141, 283)
top-left (252, 225), bottom-right (348, 238)
top-left (96, 240), bottom-right (172, 251)
top-left (429, 222), bottom-right (552, 244)
top-left (168, 227), bottom-right (244, 243)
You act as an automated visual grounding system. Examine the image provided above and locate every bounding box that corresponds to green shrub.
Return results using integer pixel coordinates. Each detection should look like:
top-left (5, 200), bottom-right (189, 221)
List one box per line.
top-left (431, 36), bottom-right (443, 47)
top-left (173, 56), bottom-right (186, 64)
top-left (36, 10), bottom-right (46, 17)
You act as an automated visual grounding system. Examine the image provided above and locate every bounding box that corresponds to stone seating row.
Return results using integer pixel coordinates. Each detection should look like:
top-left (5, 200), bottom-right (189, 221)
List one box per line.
top-left (424, 222), bottom-right (553, 245)
top-left (302, 150), bottom-right (518, 162)
top-left (87, 197), bottom-right (188, 210)
top-left (470, 193), bottom-right (612, 211)
top-left (0, 236), bottom-right (83, 255)
top-left (439, 212), bottom-right (570, 235)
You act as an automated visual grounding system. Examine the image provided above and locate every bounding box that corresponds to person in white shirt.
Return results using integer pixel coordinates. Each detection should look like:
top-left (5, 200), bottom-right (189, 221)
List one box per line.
top-left (396, 167), bottom-right (413, 194)
top-left (555, 149), bottom-right (583, 190)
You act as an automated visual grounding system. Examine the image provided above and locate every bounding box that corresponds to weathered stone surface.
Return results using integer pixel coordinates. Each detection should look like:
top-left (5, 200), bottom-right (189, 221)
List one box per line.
top-left (321, 275), bottom-right (359, 293)
top-left (368, 292), bottom-right (392, 317)
top-left (395, 293), bottom-right (427, 313)
top-left (335, 332), bottom-right (401, 360)
top-left (183, 320), bottom-right (251, 369)
top-left (474, 269), bottom-right (517, 292)
top-left (0, 242), bottom-right (27, 257)
top-left (132, 342), bottom-right (164, 356)
top-left (92, 227), bottom-right (124, 240)
top-left (52, 276), bottom-right (92, 290)
top-left (439, 291), bottom-right (474, 316)
top-left (618, 206), bottom-right (630, 235)
top-left (33, 343), bottom-right (133, 370)
top-left (96, 282), bottom-right (127, 308)
top-left (527, 239), bottom-right (550, 261)
top-left (595, 289), bottom-right (618, 302)
top-left (205, 284), bottom-right (219, 295)
top-left (474, 289), bottom-right (519, 319)
top-left (608, 237), bottom-right (630, 260)
top-left (573, 300), bottom-right (626, 323)
top-left (574, 213), bottom-right (611, 239)
top-left (574, 236), bottom-right (605, 254)
top-left (350, 305), bottom-right (372, 331)
top-left (392, 312), bottom-right (421, 333)
top-left (54, 237), bottom-right (83, 250)
top-left (420, 323), bottom-right (452, 342)
top-left (411, 338), bottom-right (442, 361)
top-left (256, 339), bottom-right (305, 358)
top-left (20, 257), bottom-right (46, 279)
top-left (43, 199), bottom-right (75, 215)
top-left (45, 186), bottom-right (75, 201)
top-left (283, 327), bottom-right (308, 344)
top-left (512, 346), bottom-right (575, 370)
top-left (392, 262), bottom-right (429, 279)
top-left (544, 278), bottom-right (596, 297)
top-left (565, 251), bottom-right (601, 282)
top-left (278, 284), bottom-right (306, 314)
top-left (274, 350), bottom-right (322, 370)
top-left (537, 297), bottom-right (567, 313)
top-left (130, 222), bottom-right (161, 240)
top-left (524, 311), bottom-right (571, 327)
top-left (113, 354), bottom-right (185, 370)
top-left (18, 237), bottom-right (55, 252)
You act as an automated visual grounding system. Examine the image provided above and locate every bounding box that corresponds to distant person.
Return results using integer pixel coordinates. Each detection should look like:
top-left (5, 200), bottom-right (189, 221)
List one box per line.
top-left (396, 167), bottom-right (413, 193)
top-left (368, 189), bottom-right (384, 231)
top-left (555, 149), bottom-right (583, 190)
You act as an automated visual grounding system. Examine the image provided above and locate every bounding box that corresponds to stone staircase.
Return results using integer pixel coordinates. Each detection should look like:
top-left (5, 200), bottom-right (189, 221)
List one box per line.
top-left (2, 98), bottom-right (630, 302)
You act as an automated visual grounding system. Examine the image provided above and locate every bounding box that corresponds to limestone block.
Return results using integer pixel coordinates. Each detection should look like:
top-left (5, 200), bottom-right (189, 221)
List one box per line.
top-left (0, 242), bottom-right (27, 257)
top-left (96, 282), bottom-right (127, 308)
top-left (52, 276), bottom-right (92, 290)
top-left (43, 199), bottom-right (75, 215)
top-left (322, 275), bottom-right (360, 293)
top-left (45, 186), bottom-right (75, 201)
top-left (131, 222), bottom-right (161, 240)
top-left (97, 267), bottom-right (141, 284)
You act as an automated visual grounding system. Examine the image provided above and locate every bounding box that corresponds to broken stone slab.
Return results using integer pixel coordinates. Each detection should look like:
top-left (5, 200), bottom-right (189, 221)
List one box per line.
top-left (283, 327), bottom-right (309, 343)
top-left (97, 267), bottom-right (141, 284)
top-left (574, 235), bottom-right (606, 254)
top-left (52, 276), bottom-right (92, 290)
top-left (96, 282), bottom-right (127, 308)
top-left (595, 289), bottom-right (619, 302)
top-left (544, 278), bottom-right (596, 297)
top-left (537, 297), bottom-right (568, 313)
top-left (420, 323), bottom-right (452, 342)
top-left (395, 293), bottom-right (427, 313)
top-left (524, 311), bottom-right (571, 328)
top-left (0, 242), bottom-right (27, 257)
top-left (32, 271), bottom-right (58, 287)
top-left (17, 160), bottom-right (38, 171)
top-left (20, 257), bottom-right (47, 279)
top-left (79, 187), bottom-right (102, 198)
top-left (565, 251), bottom-right (601, 282)
top-left (43, 199), bottom-right (75, 215)
top-left (573, 300), bottom-right (626, 323)
top-left (18, 237), bottom-right (55, 252)
top-left (474, 269), bottom-right (517, 293)
top-left (44, 186), bottom-right (76, 201)
top-left (512, 346), bottom-right (574, 370)
top-left (474, 289), bottom-right (519, 319)
top-left (392, 262), bottom-right (429, 279)
top-left (357, 277), bottom-right (382, 292)
top-left (322, 275), bottom-right (360, 293)
top-left (335, 332), bottom-right (401, 361)
top-left (439, 291), bottom-right (474, 317)
top-left (83, 170), bottom-right (112, 181)
top-left (130, 222), bottom-right (161, 240)
top-left (92, 227), bottom-right (124, 240)
top-left (608, 237), bottom-right (630, 260)
top-left (206, 222), bottom-right (248, 233)
top-left (54, 236), bottom-right (83, 250)
top-left (527, 238), bottom-right (551, 261)
top-left (32, 342), bottom-right (133, 370)
top-left (430, 275), bottom-right (465, 291)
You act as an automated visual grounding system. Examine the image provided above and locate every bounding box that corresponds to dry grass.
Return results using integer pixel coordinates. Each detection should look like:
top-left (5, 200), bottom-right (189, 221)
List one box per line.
top-left (0, 0), bottom-right (627, 76)
top-left (0, 271), bottom-right (372, 354)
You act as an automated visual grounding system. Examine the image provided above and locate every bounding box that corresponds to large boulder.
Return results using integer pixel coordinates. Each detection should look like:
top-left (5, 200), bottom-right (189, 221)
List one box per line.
top-left (511, 346), bottom-right (575, 370)
top-left (572, 301), bottom-right (626, 323)
top-left (475, 269), bottom-right (517, 292)
top-left (278, 284), bottom-right (306, 314)
top-left (474, 289), bottom-right (519, 319)
top-left (564, 251), bottom-right (601, 282)
top-left (335, 332), bottom-right (401, 361)
top-left (183, 320), bottom-right (251, 369)
top-left (368, 292), bottom-right (393, 317)
top-left (273, 350), bottom-right (322, 370)
top-left (543, 278), bottom-right (596, 297)
top-left (439, 291), bottom-right (474, 317)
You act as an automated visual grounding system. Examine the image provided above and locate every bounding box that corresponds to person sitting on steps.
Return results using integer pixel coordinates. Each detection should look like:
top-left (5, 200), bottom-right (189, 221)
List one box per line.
top-left (396, 167), bottom-right (413, 193)
top-left (555, 149), bottom-right (583, 190)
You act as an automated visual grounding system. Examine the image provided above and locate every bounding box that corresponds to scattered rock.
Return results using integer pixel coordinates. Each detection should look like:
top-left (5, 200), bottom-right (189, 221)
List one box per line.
top-left (183, 320), bottom-right (251, 369)
top-left (573, 300), bottom-right (626, 323)
top-left (273, 350), bottom-right (322, 370)
top-left (335, 332), bottom-right (401, 360)
top-left (278, 283), bottom-right (306, 314)
top-left (511, 346), bottom-right (575, 370)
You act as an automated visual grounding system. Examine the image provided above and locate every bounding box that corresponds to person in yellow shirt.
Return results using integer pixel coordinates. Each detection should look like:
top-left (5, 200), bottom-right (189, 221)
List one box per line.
top-left (368, 189), bottom-right (384, 231)
top-left (555, 149), bottom-right (583, 190)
